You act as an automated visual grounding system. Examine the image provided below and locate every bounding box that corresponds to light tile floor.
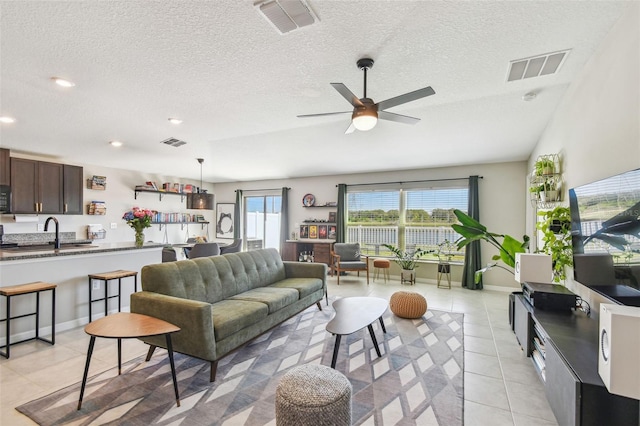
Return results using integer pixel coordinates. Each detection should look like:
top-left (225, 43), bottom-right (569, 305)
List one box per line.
top-left (0, 274), bottom-right (558, 425)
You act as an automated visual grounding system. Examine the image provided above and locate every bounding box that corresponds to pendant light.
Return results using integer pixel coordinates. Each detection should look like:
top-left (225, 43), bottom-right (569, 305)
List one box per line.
top-left (186, 158), bottom-right (214, 210)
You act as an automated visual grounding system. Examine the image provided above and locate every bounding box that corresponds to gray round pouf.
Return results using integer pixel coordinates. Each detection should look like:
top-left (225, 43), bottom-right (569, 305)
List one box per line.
top-left (276, 364), bottom-right (352, 426)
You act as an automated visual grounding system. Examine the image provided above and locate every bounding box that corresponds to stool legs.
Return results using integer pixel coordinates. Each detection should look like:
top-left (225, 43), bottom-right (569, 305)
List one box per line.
top-left (3, 295), bottom-right (10, 358)
top-left (0, 288), bottom-right (56, 359)
top-left (89, 275), bottom-right (137, 322)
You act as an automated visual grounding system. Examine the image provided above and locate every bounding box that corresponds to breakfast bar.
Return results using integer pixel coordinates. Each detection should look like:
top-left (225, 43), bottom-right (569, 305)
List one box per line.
top-left (0, 243), bottom-right (163, 341)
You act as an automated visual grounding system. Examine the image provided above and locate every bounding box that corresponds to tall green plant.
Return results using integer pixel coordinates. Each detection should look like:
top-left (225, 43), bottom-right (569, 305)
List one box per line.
top-left (451, 209), bottom-right (530, 282)
top-left (536, 206), bottom-right (572, 282)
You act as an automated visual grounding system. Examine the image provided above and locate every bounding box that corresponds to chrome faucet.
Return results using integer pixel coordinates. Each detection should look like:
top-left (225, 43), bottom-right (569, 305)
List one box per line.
top-left (44, 216), bottom-right (60, 249)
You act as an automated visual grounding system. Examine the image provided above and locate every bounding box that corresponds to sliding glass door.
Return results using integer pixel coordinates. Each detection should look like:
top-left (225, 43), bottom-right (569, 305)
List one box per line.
top-left (244, 194), bottom-right (282, 251)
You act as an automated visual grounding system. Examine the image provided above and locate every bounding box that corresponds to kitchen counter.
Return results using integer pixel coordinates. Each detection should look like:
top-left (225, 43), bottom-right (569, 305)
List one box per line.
top-left (0, 241), bottom-right (164, 261)
top-left (0, 243), bottom-right (163, 336)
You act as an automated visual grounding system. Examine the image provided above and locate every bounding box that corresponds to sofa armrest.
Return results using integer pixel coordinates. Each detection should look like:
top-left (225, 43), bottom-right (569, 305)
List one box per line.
top-left (283, 261), bottom-right (328, 304)
top-left (130, 291), bottom-right (217, 360)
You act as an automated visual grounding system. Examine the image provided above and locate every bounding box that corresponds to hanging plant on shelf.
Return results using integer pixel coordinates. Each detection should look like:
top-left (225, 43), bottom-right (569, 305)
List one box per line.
top-left (536, 206), bottom-right (573, 282)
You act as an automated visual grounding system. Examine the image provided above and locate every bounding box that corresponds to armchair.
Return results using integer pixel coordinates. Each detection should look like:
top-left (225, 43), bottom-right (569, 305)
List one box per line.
top-left (330, 243), bottom-right (369, 285)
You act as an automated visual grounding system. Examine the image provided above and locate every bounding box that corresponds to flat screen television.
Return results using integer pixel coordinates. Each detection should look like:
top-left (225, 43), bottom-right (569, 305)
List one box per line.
top-left (569, 168), bottom-right (640, 306)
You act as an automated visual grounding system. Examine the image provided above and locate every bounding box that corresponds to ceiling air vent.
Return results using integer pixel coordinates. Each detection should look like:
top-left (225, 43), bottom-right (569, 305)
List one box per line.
top-left (507, 50), bottom-right (570, 82)
top-left (256, 0), bottom-right (318, 34)
top-left (160, 137), bottom-right (187, 148)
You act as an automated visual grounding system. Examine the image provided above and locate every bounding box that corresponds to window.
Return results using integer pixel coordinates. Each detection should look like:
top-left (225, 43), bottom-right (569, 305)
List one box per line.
top-left (346, 184), bottom-right (468, 260)
top-left (244, 194), bottom-right (282, 251)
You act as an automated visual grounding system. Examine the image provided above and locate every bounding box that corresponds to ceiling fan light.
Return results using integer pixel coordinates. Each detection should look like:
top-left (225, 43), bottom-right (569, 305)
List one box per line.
top-left (352, 109), bottom-right (378, 131)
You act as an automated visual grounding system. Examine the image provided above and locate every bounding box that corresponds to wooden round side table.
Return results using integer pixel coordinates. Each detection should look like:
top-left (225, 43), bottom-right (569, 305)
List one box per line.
top-left (78, 312), bottom-right (181, 410)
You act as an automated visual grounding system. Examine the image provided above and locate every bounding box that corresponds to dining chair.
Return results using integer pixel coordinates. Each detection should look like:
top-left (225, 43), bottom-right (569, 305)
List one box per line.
top-left (187, 242), bottom-right (220, 259)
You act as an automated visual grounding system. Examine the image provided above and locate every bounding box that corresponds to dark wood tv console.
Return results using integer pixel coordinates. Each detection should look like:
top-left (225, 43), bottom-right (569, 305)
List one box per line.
top-left (512, 294), bottom-right (639, 426)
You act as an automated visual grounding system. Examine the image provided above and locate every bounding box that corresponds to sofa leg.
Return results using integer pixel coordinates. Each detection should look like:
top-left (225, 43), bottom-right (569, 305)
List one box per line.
top-left (210, 361), bottom-right (218, 382)
top-left (316, 301), bottom-right (322, 311)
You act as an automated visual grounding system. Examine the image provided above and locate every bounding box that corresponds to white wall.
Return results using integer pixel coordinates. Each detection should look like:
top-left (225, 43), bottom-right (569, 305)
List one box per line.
top-left (213, 161), bottom-right (528, 289)
top-left (527, 3), bottom-right (640, 310)
top-left (1, 153), bottom-right (216, 245)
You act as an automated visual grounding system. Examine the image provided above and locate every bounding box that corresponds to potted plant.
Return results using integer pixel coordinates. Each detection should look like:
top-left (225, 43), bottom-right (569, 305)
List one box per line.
top-left (535, 157), bottom-right (555, 176)
top-left (540, 178), bottom-right (559, 202)
top-left (451, 209), bottom-right (530, 283)
top-left (436, 239), bottom-right (456, 274)
top-left (382, 244), bottom-right (430, 282)
top-left (536, 206), bottom-right (572, 282)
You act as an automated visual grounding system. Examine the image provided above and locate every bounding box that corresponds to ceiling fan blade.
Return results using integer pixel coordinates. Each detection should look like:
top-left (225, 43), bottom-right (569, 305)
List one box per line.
top-left (297, 111), bottom-right (351, 118)
top-left (330, 83), bottom-right (364, 107)
top-left (376, 86), bottom-right (435, 111)
top-left (345, 122), bottom-right (356, 134)
top-left (378, 110), bottom-right (420, 125)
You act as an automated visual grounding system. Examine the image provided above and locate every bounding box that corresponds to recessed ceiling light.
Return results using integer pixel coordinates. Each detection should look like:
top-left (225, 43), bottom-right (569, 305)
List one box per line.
top-left (109, 140), bottom-right (123, 147)
top-left (522, 91), bottom-right (537, 101)
top-left (168, 118), bottom-right (183, 125)
top-left (52, 77), bottom-right (75, 87)
top-left (0, 116), bottom-right (16, 124)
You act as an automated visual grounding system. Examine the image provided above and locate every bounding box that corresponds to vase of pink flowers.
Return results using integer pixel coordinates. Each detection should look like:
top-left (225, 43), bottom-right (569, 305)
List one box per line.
top-left (123, 207), bottom-right (154, 248)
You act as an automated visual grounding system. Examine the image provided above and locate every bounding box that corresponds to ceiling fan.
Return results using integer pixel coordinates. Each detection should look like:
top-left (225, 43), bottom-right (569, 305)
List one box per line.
top-left (297, 58), bottom-right (435, 134)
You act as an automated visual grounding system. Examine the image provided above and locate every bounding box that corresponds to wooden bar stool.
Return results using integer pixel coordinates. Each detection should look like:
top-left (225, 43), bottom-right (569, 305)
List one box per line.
top-left (0, 281), bottom-right (56, 358)
top-left (373, 258), bottom-right (391, 283)
top-left (88, 270), bottom-right (138, 322)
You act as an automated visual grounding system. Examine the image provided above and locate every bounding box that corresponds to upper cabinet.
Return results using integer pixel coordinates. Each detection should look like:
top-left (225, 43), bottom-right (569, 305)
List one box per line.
top-left (63, 164), bottom-right (83, 214)
top-left (0, 148), bottom-right (9, 186)
top-left (10, 158), bottom-right (83, 214)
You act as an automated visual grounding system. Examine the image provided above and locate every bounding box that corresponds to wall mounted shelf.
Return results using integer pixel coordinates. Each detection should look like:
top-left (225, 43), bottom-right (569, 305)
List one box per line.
top-left (134, 189), bottom-right (186, 202)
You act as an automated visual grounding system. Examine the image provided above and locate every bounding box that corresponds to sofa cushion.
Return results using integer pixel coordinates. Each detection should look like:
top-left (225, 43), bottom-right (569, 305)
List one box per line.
top-left (229, 287), bottom-right (299, 314)
top-left (212, 299), bottom-right (269, 341)
top-left (270, 278), bottom-right (324, 299)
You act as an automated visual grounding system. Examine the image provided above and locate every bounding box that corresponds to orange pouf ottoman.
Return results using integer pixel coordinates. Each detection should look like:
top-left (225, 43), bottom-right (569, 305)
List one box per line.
top-left (373, 258), bottom-right (391, 283)
top-left (390, 291), bottom-right (427, 319)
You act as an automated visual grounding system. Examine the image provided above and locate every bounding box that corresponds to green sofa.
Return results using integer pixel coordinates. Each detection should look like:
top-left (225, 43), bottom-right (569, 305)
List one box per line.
top-left (130, 248), bottom-right (327, 381)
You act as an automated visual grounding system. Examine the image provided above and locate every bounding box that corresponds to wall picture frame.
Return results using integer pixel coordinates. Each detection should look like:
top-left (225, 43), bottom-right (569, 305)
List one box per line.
top-left (328, 225), bottom-right (337, 240)
top-left (318, 224), bottom-right (327, 239)
top-left (216, 203), bottom-right (235, 239)
top-left (328, 211), bottom-right (336, 223)
top-left (300, 225), bottom-right (309, 239)
top-left (309, 225), bottom-right (318, 239)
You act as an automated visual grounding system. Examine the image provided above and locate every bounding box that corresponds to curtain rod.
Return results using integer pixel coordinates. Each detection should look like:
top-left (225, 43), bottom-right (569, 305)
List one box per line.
top-left (337, 176), bottom-right (482, 187)
top-left (235, 187), bottom-right (290, 192)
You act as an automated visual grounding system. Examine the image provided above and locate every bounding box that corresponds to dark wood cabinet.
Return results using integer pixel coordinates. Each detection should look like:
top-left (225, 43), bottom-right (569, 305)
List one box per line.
top-left (282, 240), bottom-right (333, 266)
top-left (63, 164), bottom-right (83, 214)
top-left (0, 148), bottom-right (9, 186)
top-left (10, 158), bottom-right (73, 214)
top-left (513, 295), bottom-right (639, 426)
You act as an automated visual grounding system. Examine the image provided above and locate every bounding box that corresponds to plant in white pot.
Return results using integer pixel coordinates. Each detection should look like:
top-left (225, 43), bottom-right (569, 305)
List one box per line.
top-left (382, 244), bottom-right (431, 283)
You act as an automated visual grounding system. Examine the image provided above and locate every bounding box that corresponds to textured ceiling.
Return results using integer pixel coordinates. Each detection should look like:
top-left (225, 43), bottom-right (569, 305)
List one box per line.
top-left (0, 1), bottom-right (632, 183)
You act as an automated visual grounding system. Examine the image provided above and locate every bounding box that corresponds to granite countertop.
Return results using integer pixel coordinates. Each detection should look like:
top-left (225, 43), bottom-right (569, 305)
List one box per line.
top-left (0, 241), bottom-right (164, 261)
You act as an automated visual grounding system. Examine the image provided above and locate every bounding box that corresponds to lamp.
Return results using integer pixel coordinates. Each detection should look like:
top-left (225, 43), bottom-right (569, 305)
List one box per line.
top-left (352, 106), bottom-right (378, 131)
top-left (186, 158), bottom-right (214, 210)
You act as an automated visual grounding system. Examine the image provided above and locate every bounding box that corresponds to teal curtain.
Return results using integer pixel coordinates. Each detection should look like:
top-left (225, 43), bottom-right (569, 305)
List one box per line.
top-left (462, 176), bottom-right (483, 289)
top-left (279, 187), bottom-right (289, 253)
top-left (233, 190), bottom-right (243, 240)
top-left (336, 184), bottom-right (347, 243)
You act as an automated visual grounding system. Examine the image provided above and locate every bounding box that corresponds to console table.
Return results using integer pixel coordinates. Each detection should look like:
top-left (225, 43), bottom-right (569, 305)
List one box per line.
top-left (282, 240), bottom-right (334, 266)
top-left (512, 294), bottom-right (639, 426)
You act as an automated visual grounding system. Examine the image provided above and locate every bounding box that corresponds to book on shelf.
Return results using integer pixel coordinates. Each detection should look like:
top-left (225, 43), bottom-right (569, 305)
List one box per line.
top-left (87, 200), bottom-right (106, 215)
top-left (135, 184), bottom-right (153, 190)
top-left (145, 181), bottom-right (159, 191)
